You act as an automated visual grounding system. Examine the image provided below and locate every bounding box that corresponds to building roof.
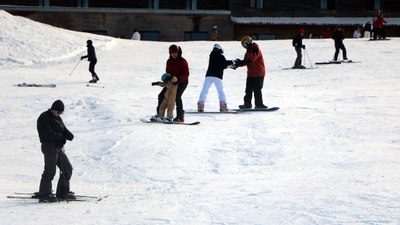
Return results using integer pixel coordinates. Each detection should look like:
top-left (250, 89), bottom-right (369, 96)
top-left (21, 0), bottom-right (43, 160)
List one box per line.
top-left (232, 17), bottom-right (400, 26)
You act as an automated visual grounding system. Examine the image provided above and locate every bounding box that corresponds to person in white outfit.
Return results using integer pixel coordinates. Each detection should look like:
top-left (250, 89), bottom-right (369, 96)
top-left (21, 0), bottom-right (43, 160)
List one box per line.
top-left (353, 26), bottom-right (362, 38)
top-left (131, 29), bottom-right (141, 40)
top-left (197, 44), bottom-right (236, 112)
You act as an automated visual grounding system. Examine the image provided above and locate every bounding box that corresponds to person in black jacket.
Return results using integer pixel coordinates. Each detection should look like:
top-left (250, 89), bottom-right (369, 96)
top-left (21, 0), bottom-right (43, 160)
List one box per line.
top-left (332, 26), bottom-right (348, 61)
top-left (197, 43), bottom-right (236, 112)
top-left (37, 100), bottom-right (74, 202)
top-left (292, 28), bottom-right (306, 69)
top-left (81, 40), bottom-right (100, 83)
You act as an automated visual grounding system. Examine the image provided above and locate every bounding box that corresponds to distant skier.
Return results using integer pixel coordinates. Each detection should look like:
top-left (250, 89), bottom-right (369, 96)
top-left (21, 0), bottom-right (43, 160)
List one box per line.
top-left (372, 10), bottom-right (387, 40)
top-left (157, 45), bottom-right (190, 122)
top-left (292, 28), bottom-right (306, 69)
top-left (81, 40), bottom-right (100, 83)
top-left (331, 26), bottom-right (348, 62)
top-left (197, 43), bottom-right (236, 112)
top-left (235, 36), bottom-right (268, 109)
top-left (36, 100), bottom-right (75, 203)
top-left (151, 73), bottom-right (178, 122)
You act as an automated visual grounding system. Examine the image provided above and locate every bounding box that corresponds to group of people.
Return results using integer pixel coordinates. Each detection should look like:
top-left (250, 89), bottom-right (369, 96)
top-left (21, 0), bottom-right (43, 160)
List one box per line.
top-left (37, 35), bottom-right (268, 202)
top-left (151, 36), bottom-right (268, 122)
top-left (37, 10), bottom-right (390, 201)
top-left (292, 25), bottom-right (348, 68)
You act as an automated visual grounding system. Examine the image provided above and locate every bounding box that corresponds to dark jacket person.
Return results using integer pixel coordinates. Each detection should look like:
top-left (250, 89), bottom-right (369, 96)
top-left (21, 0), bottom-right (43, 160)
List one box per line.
top-left (37, 100), bottom-right (74, 202)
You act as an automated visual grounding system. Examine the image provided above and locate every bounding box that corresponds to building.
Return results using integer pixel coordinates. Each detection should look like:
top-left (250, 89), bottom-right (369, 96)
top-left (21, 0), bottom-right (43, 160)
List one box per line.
top-left (1, 0), bottom-right (399, 41)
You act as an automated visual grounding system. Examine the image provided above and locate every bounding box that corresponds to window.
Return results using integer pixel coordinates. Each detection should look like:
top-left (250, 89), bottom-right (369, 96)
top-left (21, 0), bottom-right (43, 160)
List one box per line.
top-left (250, 0), bottom-right (263, 9)
top-left (184, 32), bottom-right (209, 41)
top-left (251, 34), bottom-right (276, 40)
top-left (321, 0), bottom-right (335, 10)
top-left (149, 0), bottom-right (159, 9)
top-left (366, 0), bottom-right (381, 10)
top-left (142, 32), bottom-right (160, 41)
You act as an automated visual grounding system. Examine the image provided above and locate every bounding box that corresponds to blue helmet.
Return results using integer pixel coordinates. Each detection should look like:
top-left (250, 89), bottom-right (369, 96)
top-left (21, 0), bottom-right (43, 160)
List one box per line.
top-left (161, 73), bottom-right (172, 82)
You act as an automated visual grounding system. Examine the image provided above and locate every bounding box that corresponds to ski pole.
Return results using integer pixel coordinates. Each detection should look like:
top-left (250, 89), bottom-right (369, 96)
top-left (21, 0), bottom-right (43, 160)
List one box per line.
top-left (305, 48), bottom-right (313, 69)
top-left (69, 60), bottom-right (81, 76)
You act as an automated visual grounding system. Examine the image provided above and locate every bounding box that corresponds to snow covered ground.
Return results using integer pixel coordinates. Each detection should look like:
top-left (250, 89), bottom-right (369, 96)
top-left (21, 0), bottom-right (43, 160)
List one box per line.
top-left (1, 10), bottom-right (400, 225)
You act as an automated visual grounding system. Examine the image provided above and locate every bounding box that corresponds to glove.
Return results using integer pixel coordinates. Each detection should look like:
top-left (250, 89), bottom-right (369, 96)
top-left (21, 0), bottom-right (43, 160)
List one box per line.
top-left (302, 45), bottom-right (306, 49)
top-left (235, 58), bottom-right (242, 65)
top-left (227, 60), bottom-right (237, 70)
top-left (64, 131), bottom-right (74, 141)
top-left (151, 82), bottom-right (161, 86)
top-left (80, 56), bottom-right (85, 60)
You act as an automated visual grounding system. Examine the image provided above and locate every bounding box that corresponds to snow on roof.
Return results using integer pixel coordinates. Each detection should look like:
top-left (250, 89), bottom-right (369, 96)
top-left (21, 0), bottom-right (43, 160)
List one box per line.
top-left (232, 17), bottom-right (400, 26)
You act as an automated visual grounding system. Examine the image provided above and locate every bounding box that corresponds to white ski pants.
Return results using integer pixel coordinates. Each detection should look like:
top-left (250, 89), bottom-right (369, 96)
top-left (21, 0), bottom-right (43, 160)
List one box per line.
top-left (198, 76), bottom-right (226, 103)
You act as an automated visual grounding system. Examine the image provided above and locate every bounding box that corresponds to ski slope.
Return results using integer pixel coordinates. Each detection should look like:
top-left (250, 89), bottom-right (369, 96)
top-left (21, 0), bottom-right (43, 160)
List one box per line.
top-left (1, 10), bottom-right (400, 225)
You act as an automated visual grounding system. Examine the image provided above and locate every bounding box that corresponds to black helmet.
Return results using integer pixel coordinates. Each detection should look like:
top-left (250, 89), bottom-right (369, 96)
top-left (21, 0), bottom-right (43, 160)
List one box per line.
top-left (87, 40), bottom-right (93, 46)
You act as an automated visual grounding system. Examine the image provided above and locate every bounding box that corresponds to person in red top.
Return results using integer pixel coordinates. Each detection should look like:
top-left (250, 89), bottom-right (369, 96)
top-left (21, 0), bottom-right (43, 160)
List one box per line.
top-left (372, 10), bottom-right (387, 40)
top-left (157, 44), bottom-right (190, 122)
top-left (235, 36), bottom-right (267, 109)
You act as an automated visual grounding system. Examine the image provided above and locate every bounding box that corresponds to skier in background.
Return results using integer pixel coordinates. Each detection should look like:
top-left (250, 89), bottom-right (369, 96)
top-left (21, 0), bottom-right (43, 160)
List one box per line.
top-left (235, 36), bottom-right (268, 109)
top-left (372, 10), bottom-right (387, 40)
top-left (36, 100), bottom-right (75, 203)
top-left (81, 40), bottom-right (100, 83)
top-left (292, 28), bottom-right (306, 69)
top-left (331, 26), bottom-right (348, 62)
top-left (197, 43), bottom-right (236, 112)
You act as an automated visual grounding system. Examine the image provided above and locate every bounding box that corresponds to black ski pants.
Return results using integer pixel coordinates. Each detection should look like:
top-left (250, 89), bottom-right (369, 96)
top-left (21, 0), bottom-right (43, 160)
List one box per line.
top-left (89, 60), bottom-right (99, 80)
top-left (39, 143), bottom-right (73, 197)
top-left (157, 83), bottom-right (187, 119)
top-left (334, 42), bottom-right (347, 61)
top-left (294, 47), bottom-right (302, 67)
top-left (243, 77), bottom-right (264, 107)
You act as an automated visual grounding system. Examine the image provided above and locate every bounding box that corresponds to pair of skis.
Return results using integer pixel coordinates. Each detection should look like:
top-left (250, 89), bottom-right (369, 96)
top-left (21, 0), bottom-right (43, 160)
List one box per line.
top-left (315, 60), bottom-right (361, 65)
top-left (7, 192), bottom-right (108, 202)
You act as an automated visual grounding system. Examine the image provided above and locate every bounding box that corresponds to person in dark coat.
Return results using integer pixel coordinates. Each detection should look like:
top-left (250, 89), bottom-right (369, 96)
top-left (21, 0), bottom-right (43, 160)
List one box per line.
top-left (81, 40), bottom-right (100, 83)
top-left (292, 28), bottom-right (306, 69)
top-left (197, 43), bottom-right (236, 112)
top-left (331, 26), bottom-right (348, 61)
top-left (157, 44), bottom-right (190, 122)
top-left (37, 100), bottom-right (74, 202)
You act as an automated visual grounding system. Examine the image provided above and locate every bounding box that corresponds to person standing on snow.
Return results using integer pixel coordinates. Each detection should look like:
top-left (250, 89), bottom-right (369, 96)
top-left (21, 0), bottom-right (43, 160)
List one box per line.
top-left (292, 28), bottom-right (306, 69)
top-left (331, 26), bottom-right (348, 62)
top-left (363, 21), bottom-right (372, 39)
top-left (151, 73), bottom-right (178, 122)
top-left (131, 29), bottom-right (141, 40)
top-left (372, 10), bottom-right (387, 40)
top-left (81, 40), bottom-right (100, 83)
top-left (157, 45), bottom-right (190, 122)
top-left (36, 100), bottom-right (74, 203)
top-left (197, 43), bottom-right (236, 112)
top-left (235, 36), bottom-right (268, 109)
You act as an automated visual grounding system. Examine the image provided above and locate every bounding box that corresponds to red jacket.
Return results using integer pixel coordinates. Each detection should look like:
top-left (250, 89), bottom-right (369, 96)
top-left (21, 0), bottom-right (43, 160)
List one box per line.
top-left (373, 14), bottom-right (387, 29)
top-left (166, 58), bottom-right (189, 84)
top-left (238, 42), bottom-right (265, 78)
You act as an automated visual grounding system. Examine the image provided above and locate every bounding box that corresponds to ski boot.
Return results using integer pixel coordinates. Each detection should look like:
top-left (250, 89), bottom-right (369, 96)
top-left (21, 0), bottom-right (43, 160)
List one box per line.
top-left (219, 101), bottom-right (228, 112)
top-left (197, 101), bottom-right (204, 112)
top-left (239, 103), bottom-right (252, 109)
top-left (38, 193), bottom-right (58, 203)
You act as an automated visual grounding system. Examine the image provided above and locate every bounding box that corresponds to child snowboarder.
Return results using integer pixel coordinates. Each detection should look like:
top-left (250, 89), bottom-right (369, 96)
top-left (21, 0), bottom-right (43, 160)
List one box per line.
top-left (81, 40), bottom-right (100, 83)
top-left (197, 43), bottom-right (236, 112)
top-left (151, 73), bottom-right (178, 122)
